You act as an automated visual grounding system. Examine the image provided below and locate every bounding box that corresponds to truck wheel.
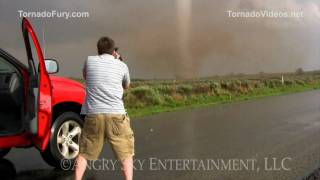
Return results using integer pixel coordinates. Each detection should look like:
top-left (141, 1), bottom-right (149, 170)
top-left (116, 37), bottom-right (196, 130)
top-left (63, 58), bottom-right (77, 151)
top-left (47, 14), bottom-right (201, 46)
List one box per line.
top-left (0, 148), bottom-right (10, 158)
top-left (41, 112), bottom-right (83, 168)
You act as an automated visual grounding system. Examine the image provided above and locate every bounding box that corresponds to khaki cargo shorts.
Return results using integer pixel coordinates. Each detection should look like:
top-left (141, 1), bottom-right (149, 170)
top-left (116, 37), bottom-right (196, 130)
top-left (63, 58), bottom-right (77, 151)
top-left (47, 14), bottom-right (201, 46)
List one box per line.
top-left (79, 113), bottom-right (135, 161)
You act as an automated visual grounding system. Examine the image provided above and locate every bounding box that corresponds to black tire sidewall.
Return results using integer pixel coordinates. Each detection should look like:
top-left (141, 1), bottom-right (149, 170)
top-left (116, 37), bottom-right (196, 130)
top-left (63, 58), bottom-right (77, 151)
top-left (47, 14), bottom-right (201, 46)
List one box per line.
top-left (44, 112), bottom-right (83, 168)
top-left (0, 148), bottom-right (10, 158)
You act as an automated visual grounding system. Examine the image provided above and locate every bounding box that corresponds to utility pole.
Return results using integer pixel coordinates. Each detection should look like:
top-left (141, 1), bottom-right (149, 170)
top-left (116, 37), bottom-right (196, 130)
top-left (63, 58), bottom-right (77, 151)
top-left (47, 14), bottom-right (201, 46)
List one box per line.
top-left (42, 21), bottom-right (46, 58)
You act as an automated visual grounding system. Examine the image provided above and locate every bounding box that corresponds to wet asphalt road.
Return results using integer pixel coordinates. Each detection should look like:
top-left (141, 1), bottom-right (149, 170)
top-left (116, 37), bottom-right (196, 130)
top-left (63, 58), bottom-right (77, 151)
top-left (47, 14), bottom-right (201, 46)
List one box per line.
top-left (3, 90), bottom-right (320, 180)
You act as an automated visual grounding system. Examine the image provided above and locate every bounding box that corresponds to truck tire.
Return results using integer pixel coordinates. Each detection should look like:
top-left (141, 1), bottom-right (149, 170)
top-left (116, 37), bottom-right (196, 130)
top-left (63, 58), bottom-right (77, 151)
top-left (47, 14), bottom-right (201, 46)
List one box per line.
top-left (0, 148), bottom-right (10, 158)
top-left (41, 112), bottom-right (83, 168)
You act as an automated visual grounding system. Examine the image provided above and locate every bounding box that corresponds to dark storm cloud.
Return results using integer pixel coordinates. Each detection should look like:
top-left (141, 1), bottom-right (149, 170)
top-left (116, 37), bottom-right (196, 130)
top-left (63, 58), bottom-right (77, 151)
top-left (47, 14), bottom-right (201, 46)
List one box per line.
top-left (0, 0), bottom-right (320, 79)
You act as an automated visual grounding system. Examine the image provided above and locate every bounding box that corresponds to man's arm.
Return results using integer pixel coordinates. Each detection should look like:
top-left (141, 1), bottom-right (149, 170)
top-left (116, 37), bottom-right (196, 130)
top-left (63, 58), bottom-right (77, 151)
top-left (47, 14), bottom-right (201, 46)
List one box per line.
top-left (82, 59), bottom-right (87, 80)
top-left (122, 65), bottom-right (130, 90)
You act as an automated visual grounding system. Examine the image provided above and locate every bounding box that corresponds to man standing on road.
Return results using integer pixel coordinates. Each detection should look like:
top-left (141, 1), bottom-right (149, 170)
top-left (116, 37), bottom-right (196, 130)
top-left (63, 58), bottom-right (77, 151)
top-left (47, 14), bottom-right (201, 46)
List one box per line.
top-left (75, 37), bottom-right (134, 180)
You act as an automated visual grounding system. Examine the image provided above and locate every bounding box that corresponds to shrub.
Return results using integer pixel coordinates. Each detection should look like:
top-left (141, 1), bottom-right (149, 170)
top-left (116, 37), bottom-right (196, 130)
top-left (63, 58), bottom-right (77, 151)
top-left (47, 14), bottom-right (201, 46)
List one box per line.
top-left (210, 82), bottom-right (220, 89)
top-left (156, 85), bottom-right (175, 95)
top-left (125, 86), bottom-right (162, 107)
top-left (265, 79), bottom-right (282, 88)
top-left (284, 80), bottom-right (295, 86)
top-left (177, 85), bottom-right (193, 96)
top-left (295, 80), bottom-right (305, 86)
top-left (253, 81), bottom-right (264, 89)
top-left (306, 77), bottom-right (315, 84)
top-left (193, 83), bottom-right (211, 94)
top-left (220, 81), bottom-right (233, 90)
top-left (171, 93), bottom-right (185, 101)
top-left (242, 80), bottom-right (256, 91)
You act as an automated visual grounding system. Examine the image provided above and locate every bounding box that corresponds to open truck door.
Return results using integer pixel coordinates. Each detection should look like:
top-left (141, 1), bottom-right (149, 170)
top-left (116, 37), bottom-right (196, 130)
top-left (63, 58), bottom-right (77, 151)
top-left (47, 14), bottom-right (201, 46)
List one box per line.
top-left (22, 18), bottom-right (52, 151)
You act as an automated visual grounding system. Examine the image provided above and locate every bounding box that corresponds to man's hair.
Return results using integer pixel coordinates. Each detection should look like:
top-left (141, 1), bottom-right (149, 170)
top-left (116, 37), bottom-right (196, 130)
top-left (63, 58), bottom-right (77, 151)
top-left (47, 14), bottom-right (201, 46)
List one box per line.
top-left (97, 37), bottom-right (115, 55)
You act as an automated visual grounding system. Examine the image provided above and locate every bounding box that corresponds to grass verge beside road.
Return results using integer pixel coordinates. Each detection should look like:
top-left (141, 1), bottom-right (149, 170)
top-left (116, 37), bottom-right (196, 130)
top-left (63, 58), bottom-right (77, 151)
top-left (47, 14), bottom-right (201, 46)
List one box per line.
top-left (74, 72), bottom-right (320, 118)
top-left (127, 84), bottom-right (320, 118)
top-left (126, 73), bottom-right (320, 118)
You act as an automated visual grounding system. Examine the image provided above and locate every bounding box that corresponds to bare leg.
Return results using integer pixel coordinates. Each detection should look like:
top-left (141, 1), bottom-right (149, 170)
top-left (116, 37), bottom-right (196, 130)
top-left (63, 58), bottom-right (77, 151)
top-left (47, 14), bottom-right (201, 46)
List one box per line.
top-left (75, 155), bottom-right (88, 180)
top-left (122, 157), bottom-right (133, 180)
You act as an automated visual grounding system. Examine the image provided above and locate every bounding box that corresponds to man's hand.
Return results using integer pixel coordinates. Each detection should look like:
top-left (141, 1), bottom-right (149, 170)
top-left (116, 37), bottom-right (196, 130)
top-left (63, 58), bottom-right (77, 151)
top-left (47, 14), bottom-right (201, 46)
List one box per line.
top-left (123, 81), bottom-right (130, 90)
top-left (113, 51), bottom-right (121, 60)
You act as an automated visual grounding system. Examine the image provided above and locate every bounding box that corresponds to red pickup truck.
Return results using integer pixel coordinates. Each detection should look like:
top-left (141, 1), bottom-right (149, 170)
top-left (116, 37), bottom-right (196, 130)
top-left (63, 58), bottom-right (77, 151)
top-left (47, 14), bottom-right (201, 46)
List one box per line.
top-left (0, 18), bottom-right (85, 168)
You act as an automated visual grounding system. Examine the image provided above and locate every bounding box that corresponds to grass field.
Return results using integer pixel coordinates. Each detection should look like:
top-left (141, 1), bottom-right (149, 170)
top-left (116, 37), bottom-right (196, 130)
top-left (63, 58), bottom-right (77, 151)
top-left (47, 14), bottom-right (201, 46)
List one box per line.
top-left (74, 71), bottom-right (320, 118)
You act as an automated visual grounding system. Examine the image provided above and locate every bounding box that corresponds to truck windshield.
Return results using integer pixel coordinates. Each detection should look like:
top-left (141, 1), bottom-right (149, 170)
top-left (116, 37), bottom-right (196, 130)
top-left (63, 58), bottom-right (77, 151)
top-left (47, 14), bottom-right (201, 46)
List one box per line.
top-left (0, 57), bottom-right (15, 73)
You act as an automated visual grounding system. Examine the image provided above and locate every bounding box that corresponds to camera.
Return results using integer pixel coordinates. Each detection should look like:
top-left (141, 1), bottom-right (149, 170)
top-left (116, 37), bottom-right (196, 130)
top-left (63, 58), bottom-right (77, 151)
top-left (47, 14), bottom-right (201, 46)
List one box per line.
top-left (115, 47), bottom-right (123, 61)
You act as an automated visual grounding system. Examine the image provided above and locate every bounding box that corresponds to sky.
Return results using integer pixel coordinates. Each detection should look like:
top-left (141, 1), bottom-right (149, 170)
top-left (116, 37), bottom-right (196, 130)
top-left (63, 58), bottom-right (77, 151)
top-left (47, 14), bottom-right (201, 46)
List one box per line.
top-left (0, 0), bottom-right (320, 79)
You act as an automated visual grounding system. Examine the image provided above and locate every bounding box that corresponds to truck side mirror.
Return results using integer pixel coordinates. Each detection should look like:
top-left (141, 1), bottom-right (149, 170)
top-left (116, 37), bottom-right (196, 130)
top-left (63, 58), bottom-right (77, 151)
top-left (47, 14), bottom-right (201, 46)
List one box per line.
top-left (45, 59), bottom-right (59, 74)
